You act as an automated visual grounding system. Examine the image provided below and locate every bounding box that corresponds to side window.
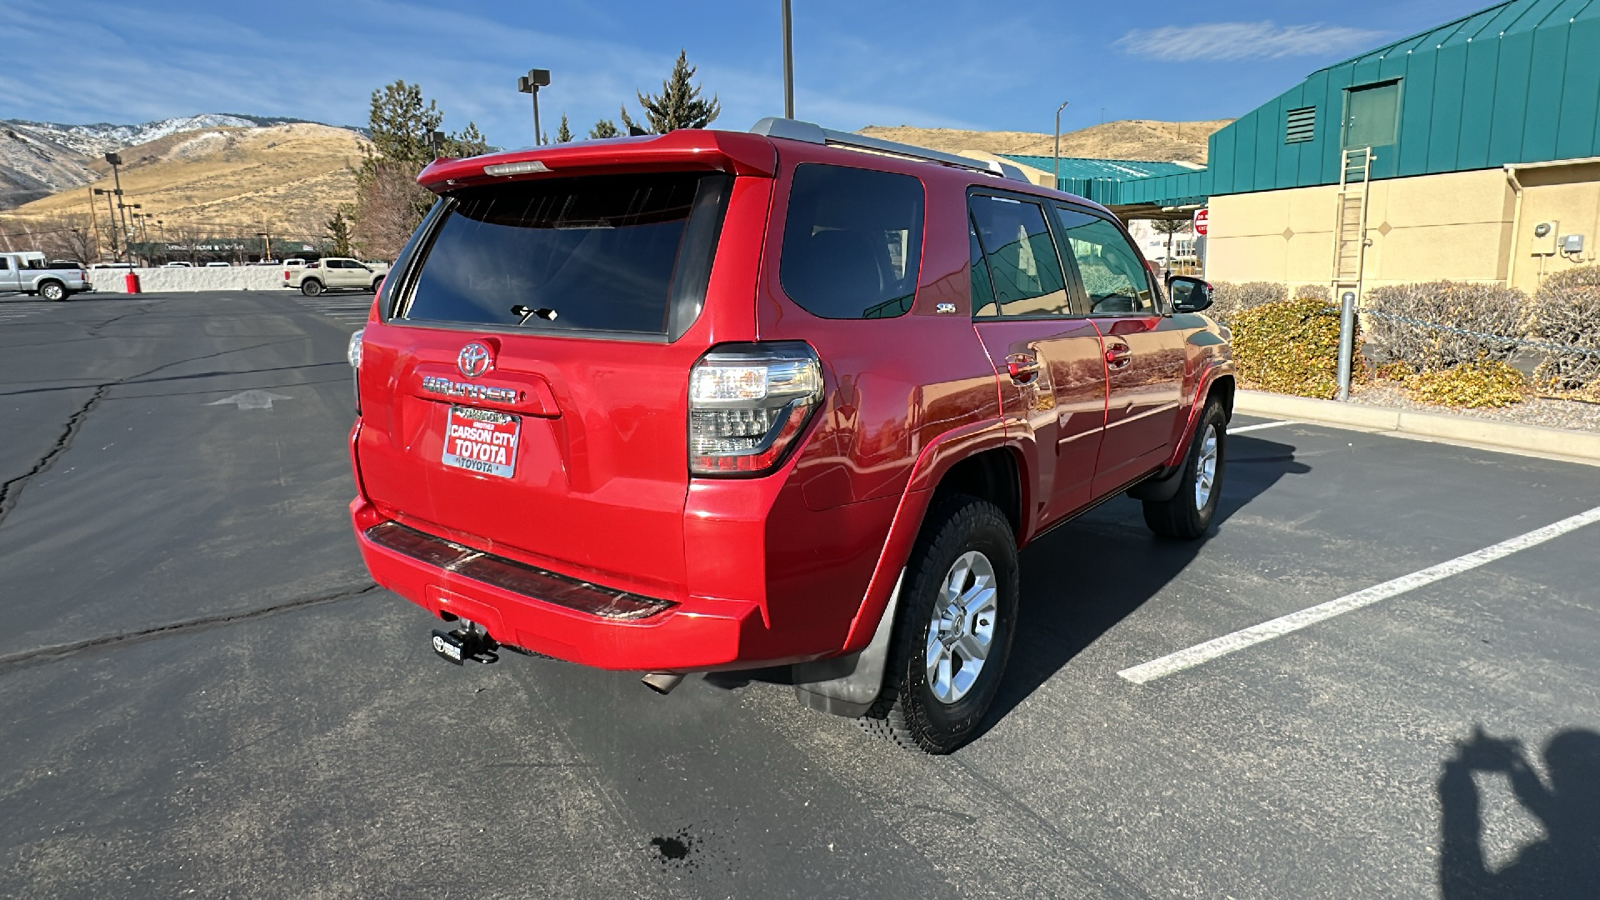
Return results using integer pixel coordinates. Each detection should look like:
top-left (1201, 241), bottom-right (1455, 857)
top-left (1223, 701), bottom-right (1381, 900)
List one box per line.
top-left (0, 258), bottom-right (9, 270)
top-left (1054, 206), bottom-right (1154, 315)
top-left (968, 216), bottom-right (995, 313)
top-left (779, 163), bottom-right (924, 319)
top-left (969, 194), bottom-right (1070, 318)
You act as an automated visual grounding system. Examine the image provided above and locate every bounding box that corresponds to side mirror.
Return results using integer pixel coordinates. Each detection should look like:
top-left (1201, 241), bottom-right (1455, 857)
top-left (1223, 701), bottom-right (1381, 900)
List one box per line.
top-left (1167, 275), bottom-right (1213, 313)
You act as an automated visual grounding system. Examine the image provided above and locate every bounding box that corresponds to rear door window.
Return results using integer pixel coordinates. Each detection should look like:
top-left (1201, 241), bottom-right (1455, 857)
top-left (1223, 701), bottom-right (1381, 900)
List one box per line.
top-left (968, 194), bottom-right (1071, 318)
top-left (779, 164), bottom-right (924, 319)
top-left (400, 172), bottom-right (729, 338)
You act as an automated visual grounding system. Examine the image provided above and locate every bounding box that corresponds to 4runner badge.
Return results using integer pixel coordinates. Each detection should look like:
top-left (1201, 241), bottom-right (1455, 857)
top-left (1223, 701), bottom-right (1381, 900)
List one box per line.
top-left (458, 343), bottom-right (492, 378)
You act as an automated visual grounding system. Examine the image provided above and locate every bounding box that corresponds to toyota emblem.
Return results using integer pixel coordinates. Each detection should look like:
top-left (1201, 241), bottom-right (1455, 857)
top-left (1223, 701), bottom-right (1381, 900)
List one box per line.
top-left (457, 342), bottom-right (492, 379)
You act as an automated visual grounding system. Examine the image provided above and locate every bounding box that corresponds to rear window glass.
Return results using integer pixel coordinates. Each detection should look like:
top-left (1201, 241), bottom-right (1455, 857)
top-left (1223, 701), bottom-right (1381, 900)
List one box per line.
top-left (779, 164), bottom-right (924, 319)
top-left (401, 173), bottom-right (726, 336)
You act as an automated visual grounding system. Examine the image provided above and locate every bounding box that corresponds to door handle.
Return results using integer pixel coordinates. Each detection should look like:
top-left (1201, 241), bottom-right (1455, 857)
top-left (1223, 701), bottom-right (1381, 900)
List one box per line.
top-left (1004, 353), bottom-right (1041, 385)
top-left (1104, 345), bottom-right (1132, 370)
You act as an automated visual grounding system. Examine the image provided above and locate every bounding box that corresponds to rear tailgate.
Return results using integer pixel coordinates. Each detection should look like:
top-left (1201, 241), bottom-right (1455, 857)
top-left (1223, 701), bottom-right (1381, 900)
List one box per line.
top-left (356, 153), bottom-right (771, 603)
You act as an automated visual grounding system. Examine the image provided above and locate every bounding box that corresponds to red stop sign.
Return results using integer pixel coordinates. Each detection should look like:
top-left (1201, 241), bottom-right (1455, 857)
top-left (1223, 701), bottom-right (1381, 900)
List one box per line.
top-left (1193, 208), bottom-right (1209, 236)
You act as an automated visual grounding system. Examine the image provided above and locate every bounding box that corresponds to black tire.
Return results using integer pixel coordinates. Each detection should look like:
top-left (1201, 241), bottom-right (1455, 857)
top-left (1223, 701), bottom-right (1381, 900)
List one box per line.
top-left (39, 281), bottom-right (67, 302)
top-left (1142, 400), bottom-right (1226, 540)
top-left (860, 494), bottom-right (1019, 754)
top-left (370, 277), bottom-right (384, 293)
top-left (301, 279), bottom-right (324, 297)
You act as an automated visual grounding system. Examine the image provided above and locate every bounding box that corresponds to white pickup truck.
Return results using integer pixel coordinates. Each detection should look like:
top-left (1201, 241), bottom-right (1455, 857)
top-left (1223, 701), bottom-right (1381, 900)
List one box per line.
top-left (283, 257), bottom-right (389, 296)
top-left (0, 252), bottom-right (90, 301)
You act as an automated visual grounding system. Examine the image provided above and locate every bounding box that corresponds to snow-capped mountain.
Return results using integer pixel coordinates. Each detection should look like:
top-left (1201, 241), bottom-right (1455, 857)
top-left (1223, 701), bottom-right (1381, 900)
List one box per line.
top-left (8, 114), bottom-right (334, 157)
top-left (0, 114), bottom-right (364, 210)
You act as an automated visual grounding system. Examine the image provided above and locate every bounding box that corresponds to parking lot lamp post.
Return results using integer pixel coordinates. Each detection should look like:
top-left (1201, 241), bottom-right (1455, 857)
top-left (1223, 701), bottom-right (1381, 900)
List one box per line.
top-left (255, 231), bottom-right (272, 263)
top-left (128, 204), bottom-right (145, 262)
top-left (782, 0), bottom-right (794, 118)
top-left (104, 152), bottom-right (131, 258)
top-left (427, 129), bottom-right (445, 159)
top-left (517, 69), bottom-right (551, 145)
top-left (93, 189), bottom-right (119, 260)
top-left (1053, 100), bottom-right (1070, 189)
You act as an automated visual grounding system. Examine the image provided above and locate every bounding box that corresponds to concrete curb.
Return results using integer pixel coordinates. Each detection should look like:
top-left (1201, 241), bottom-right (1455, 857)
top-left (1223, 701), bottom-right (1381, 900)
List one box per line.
top-left (1235, 390), bottom-right (1600, 465)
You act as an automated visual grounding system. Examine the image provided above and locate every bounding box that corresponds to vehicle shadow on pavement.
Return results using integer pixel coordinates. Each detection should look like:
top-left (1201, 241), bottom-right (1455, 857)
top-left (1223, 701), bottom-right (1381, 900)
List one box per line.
top-left (1436, 725), bottom-right (1600, 898)
top-left (981, 434), bottom-right (1312, 735)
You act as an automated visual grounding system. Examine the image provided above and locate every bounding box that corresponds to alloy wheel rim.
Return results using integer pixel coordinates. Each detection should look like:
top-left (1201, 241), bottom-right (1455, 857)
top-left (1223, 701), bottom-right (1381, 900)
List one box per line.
top-left (924, 550), bottom-right (998, 705)
top-left (1194, 424), bottom-right (1218, 510)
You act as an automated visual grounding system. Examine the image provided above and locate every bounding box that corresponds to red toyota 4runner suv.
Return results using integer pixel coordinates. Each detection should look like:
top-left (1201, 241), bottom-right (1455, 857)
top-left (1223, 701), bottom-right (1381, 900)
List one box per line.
top-left (347, 119), bottom-right (1233, 753)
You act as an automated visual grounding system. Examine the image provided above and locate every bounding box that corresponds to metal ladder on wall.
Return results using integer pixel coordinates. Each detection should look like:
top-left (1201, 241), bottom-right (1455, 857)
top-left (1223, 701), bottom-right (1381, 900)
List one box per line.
top-left (1332, 147), bottom-right (1374, 296)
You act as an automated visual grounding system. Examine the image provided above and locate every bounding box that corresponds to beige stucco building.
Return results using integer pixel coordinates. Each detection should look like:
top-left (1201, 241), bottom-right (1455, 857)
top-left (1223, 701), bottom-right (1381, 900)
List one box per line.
top-left (1083, 0), bottom-right (1600, 299)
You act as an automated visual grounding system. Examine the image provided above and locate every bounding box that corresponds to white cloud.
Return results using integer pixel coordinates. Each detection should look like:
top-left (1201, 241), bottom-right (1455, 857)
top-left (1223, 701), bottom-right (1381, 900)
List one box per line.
top-left (1114, 21), bottom-right (1386, 62)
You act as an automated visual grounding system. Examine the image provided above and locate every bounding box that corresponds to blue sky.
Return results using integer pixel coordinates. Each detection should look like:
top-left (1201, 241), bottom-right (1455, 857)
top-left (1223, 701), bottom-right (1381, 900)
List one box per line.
top-left (3, 0), bottom-right (1487, 145)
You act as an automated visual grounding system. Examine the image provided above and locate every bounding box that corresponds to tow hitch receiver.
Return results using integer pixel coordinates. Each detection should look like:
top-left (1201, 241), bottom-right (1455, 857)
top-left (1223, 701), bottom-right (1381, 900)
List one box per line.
top-left (431, 627), bottom-right (499, 665)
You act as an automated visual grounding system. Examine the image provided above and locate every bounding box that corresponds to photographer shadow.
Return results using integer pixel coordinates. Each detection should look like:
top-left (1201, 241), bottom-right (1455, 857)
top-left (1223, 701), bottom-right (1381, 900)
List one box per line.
top-left (1438, 726), bottom-right (1600, 898)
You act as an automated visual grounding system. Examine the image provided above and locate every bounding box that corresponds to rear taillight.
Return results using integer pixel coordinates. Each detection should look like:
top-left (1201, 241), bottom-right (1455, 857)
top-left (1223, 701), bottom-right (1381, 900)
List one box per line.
top-left (689, 342), bottom-right (822, 476)
top-left (348, 329), bottom-right (364, 413)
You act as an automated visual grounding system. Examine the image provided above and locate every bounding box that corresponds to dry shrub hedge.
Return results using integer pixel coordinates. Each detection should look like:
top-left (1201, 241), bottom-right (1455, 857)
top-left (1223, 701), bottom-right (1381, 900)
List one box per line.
top-left (1363, 281), bottom-right (1526, 370)
top-left (1208, 281), bottom-right (1285, 325)
top-left (1292, 283), bottom-right (1331, 303)
top-left (1410, 361), bottom-right (1531, 408)
top-left (1528, 265), bottom-right (1600, 390)
top-left (1231, 295), bottom-right (1352, 399)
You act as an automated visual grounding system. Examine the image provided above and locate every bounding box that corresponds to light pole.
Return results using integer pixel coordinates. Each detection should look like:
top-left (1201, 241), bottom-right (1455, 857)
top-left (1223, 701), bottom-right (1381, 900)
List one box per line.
top-left (427, 129), bottom-right (445, 158)
top-left (87, 187), bottom-right (102, 260)
top-left (517, 69), bottom-right (551, 145)
top-left (104, 152), bottom-right (131, 256)
top-left (1053, 100), bottom-right (1070, 189)
top-left (93, 188), bottom-right (120, 260)
top-left (255, 231), bottom-right (272, 263)
top-left (781, 0), bottom-right (794, 118)
top-left (127, 203), bottom-right (144, 262)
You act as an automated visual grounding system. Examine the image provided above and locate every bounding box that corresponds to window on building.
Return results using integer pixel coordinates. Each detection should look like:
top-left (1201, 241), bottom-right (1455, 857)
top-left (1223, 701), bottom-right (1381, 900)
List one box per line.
top-left (1285, 106), bottom-right (1316, 144)
top-left (1342, 81), bottom-right (1400, 150)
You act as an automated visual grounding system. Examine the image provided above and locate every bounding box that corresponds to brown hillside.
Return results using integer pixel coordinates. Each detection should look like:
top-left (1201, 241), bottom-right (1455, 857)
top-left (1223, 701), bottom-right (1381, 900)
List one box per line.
top-left (858, 119), bottom-right (1232, 164)
top-left (12, 123), bottom-right (368, 240)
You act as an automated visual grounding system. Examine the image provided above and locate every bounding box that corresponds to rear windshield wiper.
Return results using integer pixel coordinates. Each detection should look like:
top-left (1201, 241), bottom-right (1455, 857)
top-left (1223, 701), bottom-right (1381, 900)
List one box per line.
top-left (511, 305), bottom-right (558, 326)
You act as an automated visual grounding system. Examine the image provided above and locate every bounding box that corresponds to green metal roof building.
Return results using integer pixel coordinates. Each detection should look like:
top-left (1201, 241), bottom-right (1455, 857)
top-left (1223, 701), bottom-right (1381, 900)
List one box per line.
top-left (1112, 0), bottom-right (1600, 210)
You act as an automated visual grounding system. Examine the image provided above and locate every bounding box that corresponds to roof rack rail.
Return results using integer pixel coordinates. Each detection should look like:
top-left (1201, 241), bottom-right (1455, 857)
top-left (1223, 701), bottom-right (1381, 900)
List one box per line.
top-left (750, 117), bottom-right (1029, 183)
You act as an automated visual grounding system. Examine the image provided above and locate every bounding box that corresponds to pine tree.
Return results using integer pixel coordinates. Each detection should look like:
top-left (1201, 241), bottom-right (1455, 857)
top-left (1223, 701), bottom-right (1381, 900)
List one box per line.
top-left (556, 114), bottom-right (573, 143)
top-left (350, 80), bottom-right (486, 259)
top-left (635, 50), bottom-right (720, 133)
top-left (326, 209), bottom-right (354, 257)
top-left (589, 119), bottom-right (621, 139)
top-left (619, 105), bottom-right (643, 136)
top-left (448, 122), bottom-right (490, 157)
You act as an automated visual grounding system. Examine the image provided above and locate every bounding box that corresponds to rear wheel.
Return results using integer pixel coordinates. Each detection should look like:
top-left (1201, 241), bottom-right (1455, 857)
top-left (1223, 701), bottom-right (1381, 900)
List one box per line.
top-left (1142, 400), bottom-right (1226, 539)
top-left (39, 281), bottom-right (66, 302)
top-left (860, 494), bottom-right (1018, 754)
top-left (301, 279), bottom-right (324, 297)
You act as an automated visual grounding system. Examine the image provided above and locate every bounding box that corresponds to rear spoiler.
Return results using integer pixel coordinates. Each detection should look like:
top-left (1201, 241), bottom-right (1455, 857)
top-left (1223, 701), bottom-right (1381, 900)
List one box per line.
top-left (417, 129), bottom-right (778, 193)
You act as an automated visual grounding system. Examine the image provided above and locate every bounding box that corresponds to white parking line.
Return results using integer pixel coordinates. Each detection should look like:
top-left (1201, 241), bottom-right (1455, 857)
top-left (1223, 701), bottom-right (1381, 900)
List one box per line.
top-left (1118, 504), bottom-right (1600, 685)
top-left (1231, 420), bottom-right (1295, 434)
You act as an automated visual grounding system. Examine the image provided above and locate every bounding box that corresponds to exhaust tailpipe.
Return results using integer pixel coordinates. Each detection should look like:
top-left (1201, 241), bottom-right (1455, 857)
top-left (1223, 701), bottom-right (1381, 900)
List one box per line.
top-left (641, 672), bottom-right (686, 695)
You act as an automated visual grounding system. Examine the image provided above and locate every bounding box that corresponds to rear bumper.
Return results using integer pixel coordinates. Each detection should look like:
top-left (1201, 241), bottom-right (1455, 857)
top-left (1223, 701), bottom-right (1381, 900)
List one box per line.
top-left (351, 497), bottom-right (776, 671)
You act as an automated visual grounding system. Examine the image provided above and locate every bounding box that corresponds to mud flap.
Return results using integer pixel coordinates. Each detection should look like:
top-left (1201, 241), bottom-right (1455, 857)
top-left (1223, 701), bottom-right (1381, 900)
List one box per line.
top-left (1127, 466), bottom-right (1183, 502)
top-left (791, 570), bottom-right (903, 718)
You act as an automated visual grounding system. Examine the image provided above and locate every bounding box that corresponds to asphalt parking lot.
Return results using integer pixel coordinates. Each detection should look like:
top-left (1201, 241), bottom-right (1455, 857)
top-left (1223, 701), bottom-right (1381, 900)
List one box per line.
top-left (2, 290), bottom-right (1596, 898)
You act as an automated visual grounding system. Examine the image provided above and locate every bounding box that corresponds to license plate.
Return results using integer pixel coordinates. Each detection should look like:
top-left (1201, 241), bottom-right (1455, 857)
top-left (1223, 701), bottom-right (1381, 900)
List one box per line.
top-left (442, 405), bottom-right (520, 478)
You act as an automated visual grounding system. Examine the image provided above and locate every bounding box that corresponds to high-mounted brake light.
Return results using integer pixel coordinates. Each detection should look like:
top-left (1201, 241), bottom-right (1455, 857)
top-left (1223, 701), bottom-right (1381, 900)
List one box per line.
top-left (689, 343), bottom-right (822, 476)
top-left (483, 160), bottom-right (551, 177)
